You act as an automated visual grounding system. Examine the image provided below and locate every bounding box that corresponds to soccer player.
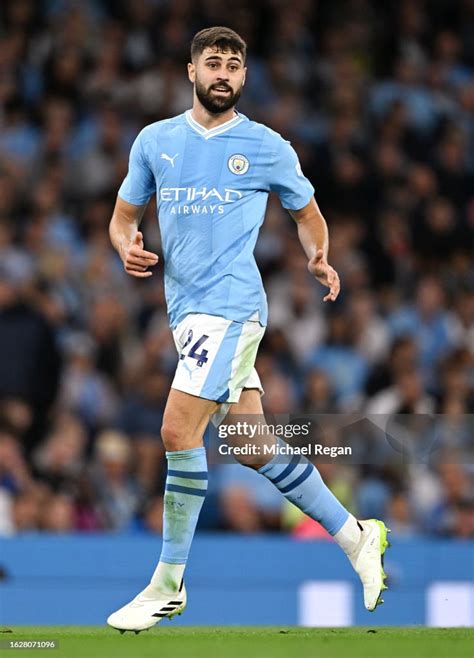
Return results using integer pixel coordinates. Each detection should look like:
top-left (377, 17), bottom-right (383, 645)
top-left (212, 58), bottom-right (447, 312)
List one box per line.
top-left (107, 26), bottom-right (390, 633)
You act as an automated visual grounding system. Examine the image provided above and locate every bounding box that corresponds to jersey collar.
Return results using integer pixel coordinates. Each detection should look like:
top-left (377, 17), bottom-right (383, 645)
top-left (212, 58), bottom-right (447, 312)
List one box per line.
top-left (185, 109), bottom-right (244, 139)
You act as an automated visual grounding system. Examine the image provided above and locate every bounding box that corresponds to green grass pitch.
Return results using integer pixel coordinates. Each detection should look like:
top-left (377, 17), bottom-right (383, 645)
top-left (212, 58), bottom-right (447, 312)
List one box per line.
top-left (1, 626), bottom-right (472, 658)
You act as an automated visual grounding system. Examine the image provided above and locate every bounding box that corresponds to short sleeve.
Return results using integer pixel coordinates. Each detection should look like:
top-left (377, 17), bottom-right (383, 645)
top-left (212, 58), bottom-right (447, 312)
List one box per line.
top-left (268, 138), bottom-right (314, 210)
top-left (118, 129), bottom-right (156, 205)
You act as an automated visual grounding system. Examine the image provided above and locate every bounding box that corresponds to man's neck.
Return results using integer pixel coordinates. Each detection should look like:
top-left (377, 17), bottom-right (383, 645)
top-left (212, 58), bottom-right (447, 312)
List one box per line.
top-left (190, 103), bottom-right (237, 130)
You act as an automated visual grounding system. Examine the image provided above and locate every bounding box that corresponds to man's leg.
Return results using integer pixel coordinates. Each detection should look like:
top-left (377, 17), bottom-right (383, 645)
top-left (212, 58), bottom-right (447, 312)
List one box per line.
top-left (146, 389), bottom-right (218, 595)
top-left (107, 389), bottom-right (217, 631)
top-left (224, 390), bottom-right (351, 535)
top-left (224, 389), bottom-right (390, 611)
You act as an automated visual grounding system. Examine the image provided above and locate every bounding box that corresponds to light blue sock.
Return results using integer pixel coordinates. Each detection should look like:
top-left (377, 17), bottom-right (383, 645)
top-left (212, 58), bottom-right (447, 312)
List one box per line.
top-left (258, 443), bottom-right (349, 535)
top-left (159, 447), bottom-right (208, 565)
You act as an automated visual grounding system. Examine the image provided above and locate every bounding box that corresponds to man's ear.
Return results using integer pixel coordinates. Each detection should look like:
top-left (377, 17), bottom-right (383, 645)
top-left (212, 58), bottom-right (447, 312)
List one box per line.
top-left (187, 62), bottom-right (195, 83)
top-left (242, 66), bottom-right (247, 86)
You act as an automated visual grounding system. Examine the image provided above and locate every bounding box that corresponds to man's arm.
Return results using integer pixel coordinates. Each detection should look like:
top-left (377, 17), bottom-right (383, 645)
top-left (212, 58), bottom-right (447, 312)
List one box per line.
top-left (109, 197), bottom-right (159, 278)
top-left (288, 197), bottom-right (340, 302)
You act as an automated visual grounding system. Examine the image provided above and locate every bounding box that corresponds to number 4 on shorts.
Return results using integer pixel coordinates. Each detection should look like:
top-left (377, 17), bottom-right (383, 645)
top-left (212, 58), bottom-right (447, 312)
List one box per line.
top-left (180, 332), bottom-right (209, 367)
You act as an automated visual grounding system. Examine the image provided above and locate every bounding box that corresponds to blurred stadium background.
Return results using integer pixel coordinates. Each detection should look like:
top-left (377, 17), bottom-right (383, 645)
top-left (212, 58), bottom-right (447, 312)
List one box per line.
top-left (0, 0), bottom-right (473, 627)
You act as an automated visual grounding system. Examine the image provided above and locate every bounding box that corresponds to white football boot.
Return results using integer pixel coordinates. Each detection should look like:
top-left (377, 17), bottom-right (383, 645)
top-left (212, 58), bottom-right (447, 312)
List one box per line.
top-left (348, 519), bottom-right (390, 611)
top-left (107, 579), bottom-right (186, 633)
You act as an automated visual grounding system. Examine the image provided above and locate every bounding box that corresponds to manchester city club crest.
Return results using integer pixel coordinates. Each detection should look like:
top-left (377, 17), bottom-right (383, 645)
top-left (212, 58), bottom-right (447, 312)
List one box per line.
top-left (228, 154), bottom-right (250, 175)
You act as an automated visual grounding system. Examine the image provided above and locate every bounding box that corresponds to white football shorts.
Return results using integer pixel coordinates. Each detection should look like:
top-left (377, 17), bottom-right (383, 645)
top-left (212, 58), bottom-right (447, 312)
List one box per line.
top-left (171, 313), bottom-right (265, 404)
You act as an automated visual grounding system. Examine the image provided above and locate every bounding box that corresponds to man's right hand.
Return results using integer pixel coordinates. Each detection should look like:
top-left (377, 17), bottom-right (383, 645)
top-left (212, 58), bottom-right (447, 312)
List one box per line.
top-left (120, 231), bottom-right (159, 278)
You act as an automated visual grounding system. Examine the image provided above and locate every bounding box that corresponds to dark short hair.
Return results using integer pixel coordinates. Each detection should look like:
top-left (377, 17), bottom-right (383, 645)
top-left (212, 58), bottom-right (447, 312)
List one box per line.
top-left (191, 26), bottom-right (247, 62)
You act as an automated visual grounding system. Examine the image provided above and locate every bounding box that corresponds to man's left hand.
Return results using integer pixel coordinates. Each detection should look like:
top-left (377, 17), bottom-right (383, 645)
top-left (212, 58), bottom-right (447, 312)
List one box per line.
top-left (307, 248), bottom-right (341, 302)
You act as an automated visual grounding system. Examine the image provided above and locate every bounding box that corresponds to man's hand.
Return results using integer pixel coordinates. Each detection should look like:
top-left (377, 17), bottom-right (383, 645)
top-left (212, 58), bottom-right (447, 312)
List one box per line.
top-left (308, 248), bottom-right (340, 302)
top-left (120, 231), bottom-right (159, 278)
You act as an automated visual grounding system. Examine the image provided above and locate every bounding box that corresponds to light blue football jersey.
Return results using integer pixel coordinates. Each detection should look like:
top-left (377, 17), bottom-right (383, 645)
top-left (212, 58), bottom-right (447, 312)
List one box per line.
top-left (118, 110), bottom-right (314, 328)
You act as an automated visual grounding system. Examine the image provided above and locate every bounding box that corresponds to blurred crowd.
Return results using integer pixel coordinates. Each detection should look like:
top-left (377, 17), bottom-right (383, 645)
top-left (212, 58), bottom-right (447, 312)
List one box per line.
top-left (0, 0), bottom-right (473, 539)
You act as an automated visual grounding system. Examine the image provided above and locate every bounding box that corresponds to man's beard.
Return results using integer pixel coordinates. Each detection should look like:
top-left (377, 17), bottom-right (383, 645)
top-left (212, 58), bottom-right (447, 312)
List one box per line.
top-left (195, 78), bottom-right (243, 114)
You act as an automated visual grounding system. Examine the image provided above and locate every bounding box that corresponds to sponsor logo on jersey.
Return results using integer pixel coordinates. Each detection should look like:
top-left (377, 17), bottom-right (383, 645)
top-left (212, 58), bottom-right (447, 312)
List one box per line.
top-left (160, 187), bottom-right (243, 215)
top-left (228, 154), bottom-right (249, 175)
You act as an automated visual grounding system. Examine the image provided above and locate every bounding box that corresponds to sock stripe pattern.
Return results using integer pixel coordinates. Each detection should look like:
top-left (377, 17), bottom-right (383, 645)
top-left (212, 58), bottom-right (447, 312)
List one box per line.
top-left (165, 483), bottom-right (207, 497)
top-left (167, 469), bottom-right (208, 480)
top-left (278, 461), bottom-right (313, 493)
top-left (160, 447), bottom-right (208, 565)
top-left (258, 439), bottom-right (349, 535)
top-left (268, 454), bottom-right (300, 484)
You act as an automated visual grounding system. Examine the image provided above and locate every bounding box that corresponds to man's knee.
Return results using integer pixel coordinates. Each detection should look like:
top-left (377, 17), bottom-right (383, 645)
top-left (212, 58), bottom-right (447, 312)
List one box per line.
top-left (231, 452), bottom-right (270, 471)
top-left (161, 421), bottom-right (186, 451)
